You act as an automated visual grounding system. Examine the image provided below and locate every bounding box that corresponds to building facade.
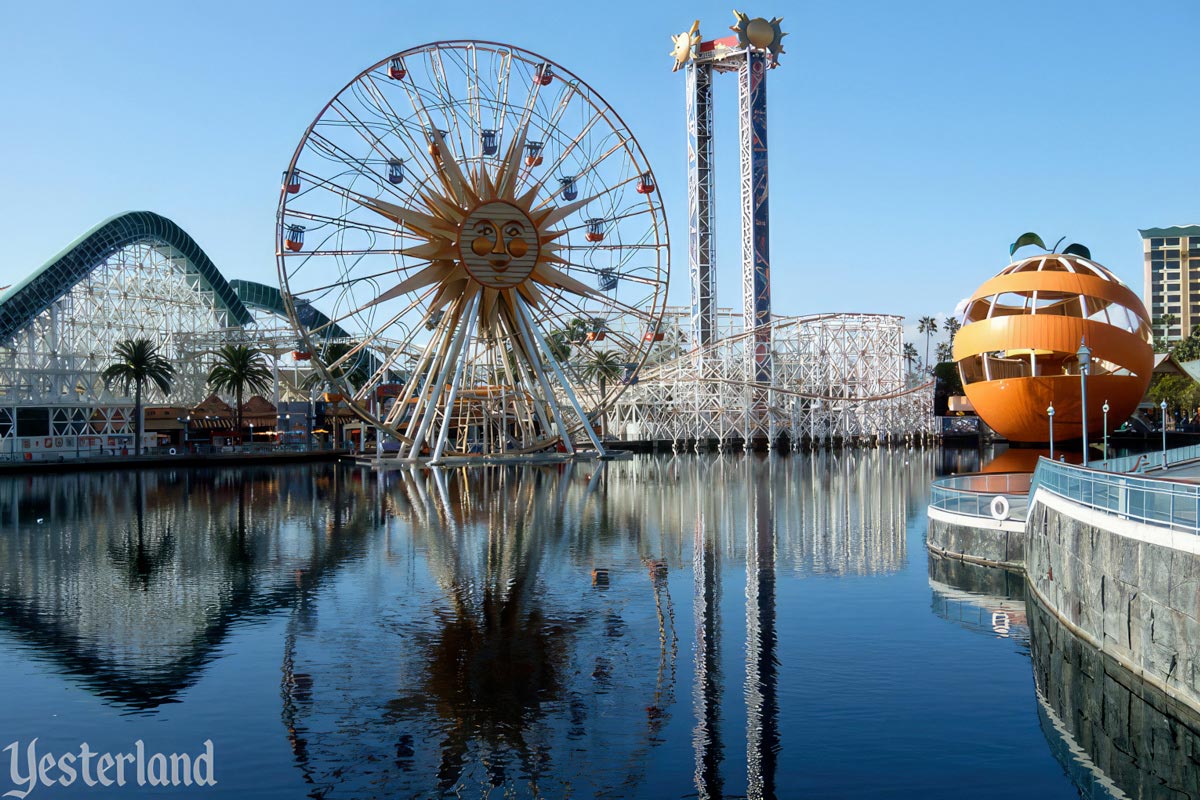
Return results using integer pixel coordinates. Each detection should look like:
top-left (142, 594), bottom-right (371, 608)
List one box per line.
top-left (1140, 225), bottom-right (1200, 341)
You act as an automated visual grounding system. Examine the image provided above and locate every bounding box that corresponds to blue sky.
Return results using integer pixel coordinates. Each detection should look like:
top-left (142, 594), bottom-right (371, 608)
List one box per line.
top-left (0, 0), bottom-right (1195, 342)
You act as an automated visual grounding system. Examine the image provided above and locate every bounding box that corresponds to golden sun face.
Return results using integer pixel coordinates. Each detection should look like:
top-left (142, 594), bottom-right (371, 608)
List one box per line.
top-left (730, 10), bottom-right (787, 64)
top-left (460, 201), bottom-right (540, 288)
top-left (669, 20), bottom-right (701, 72)
top-left (339, 125), bottom-right (600, 341)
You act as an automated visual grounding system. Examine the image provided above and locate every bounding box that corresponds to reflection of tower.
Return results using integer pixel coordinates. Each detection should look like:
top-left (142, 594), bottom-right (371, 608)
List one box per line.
top-left (675, 13), bottom-right (784, 384)
top-left (691, 473), bottom-right (724, 798)
top-left (744, 457), bottom-right (779, 799)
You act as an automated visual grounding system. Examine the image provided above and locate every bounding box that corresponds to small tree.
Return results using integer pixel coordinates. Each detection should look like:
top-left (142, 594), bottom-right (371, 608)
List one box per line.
top-left (102, 338), bottom-right (175, 455)
top-left (207, 345), bottom-right (273, 438)
top-left (917, 316), bottom-right (939, 371)
top-left (903, 342), bottom-right (919, 375)
top-left (580, 350), bottom-right (624, 437)
top-left (943, 317), bottom-right (961, 343)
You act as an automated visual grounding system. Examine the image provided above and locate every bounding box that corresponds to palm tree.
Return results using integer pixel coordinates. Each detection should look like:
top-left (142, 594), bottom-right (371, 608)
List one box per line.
top-left (917, 316), bottom-right (939, 372)
top-left (903, 343), bottom-right (919, 374)
top-left (943, 317), bottom-right (961, 343)
top-left (207, 345), bottom-right (273, 438)
top-left (935, 341), bottom-right (953, 364)
top-left (1158, 313), bottom-right (1179, 342)
top-left (580, 350), bottom-right (624, 437)
top-left (102, 338), bottom-right (175, 455)
top-left (305, 341), bottom-right (373, 391)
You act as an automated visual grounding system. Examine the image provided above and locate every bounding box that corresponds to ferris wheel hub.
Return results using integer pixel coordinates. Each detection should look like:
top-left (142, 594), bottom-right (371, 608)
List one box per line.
top-left (459, 200), bottom-right (541, 289)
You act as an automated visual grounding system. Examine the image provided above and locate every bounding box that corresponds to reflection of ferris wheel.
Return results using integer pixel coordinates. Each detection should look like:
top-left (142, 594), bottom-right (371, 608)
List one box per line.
top-left (276, 41), bottom-right (669, 459)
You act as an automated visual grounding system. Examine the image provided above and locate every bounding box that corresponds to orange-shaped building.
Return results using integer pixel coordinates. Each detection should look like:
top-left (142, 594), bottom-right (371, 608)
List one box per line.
top-left (953, 252), bottom-right (1153, 443)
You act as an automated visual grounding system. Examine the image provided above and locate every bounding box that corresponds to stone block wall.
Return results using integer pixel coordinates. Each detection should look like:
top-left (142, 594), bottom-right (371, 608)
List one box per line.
top-left (926, 511), bottom-right (1025, 568)
top-left (1028, 593), bottom-right (1200, 798)
top-left (1027, 490), bottom-right (1200, 709)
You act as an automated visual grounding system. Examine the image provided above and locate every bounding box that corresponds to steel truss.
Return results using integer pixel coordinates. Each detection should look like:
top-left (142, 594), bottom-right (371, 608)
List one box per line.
top-left (0, 239), bottom-right (340, 453)
top-left (610, 308), bottom-right (935, 448)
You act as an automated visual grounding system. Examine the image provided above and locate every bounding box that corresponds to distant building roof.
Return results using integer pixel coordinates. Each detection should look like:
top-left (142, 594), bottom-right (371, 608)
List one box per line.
top-left (1139, 225), bottom-right (1200, 239)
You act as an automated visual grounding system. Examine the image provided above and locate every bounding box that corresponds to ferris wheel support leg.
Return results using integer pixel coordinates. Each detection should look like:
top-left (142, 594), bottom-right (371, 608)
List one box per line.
top-left (429, 303), bottom-right (481, 464)
top-left (510, 302), bottom-right (575, 455)
top-left (398, 314), bottom-right (459, 442)
top-left (409, 295), bottom-right (479, 460)
top-left (498, 311), bottom-right (556, 443)
top-left (515, 298), bottom-right (606, 456)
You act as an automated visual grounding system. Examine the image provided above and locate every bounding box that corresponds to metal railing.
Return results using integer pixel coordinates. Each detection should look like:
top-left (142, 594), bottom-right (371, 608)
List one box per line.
top-left (1032, 457), bottom-right (1200, 533)
top-left (1097, 442), bottom-right (1200, 473)
top-left (929, 472), bottom-right (1031, 522)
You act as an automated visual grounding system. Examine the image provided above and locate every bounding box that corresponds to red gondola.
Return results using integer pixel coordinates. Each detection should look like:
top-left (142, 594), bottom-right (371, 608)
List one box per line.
top-left (285, 225), bottom-right (305, 252)
top-left (586, 331), bottom-right (607, 342)
top-left (534, 63), bottom-right (553, 86)
top-left (525, 141), bottom-right (544, 167)
top-left (293, 350), bottom-right (312, 360)
top-left (585, 218), bottom-right (605, 243)
top-left (387, 58), bottom-right (406, 80)
top-left (636, 171), bottom-right (655, 194)
top-left (643, 329), bottom-right (664, 342)
top-left (282, 171), bottom-right (300, 194)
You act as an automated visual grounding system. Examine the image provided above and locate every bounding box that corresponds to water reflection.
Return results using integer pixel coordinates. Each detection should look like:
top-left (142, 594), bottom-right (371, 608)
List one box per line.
top-left (0, 466), bottom-right (374, 709)
top-left (928, 555), bottom-right (1029, 644)
top-left (0, 450), bottom-right (929, 795)
top-left (1029, 595), bottom-right (1200, 800)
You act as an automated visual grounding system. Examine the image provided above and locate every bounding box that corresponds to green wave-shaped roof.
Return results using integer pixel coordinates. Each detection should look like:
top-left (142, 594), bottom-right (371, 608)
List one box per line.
top-left (0, 211), bottom-right (253, 340)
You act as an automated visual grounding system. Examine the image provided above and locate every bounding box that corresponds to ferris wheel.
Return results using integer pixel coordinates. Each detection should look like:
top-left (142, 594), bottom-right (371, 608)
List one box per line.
top-left (277, 40), bottom-right (669, 459)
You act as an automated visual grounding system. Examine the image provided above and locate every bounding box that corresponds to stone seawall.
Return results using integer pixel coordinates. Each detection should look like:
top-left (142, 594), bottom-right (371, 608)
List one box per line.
top-left (1029, 592), bottom-right (1200, 798)
top-left (926, 507), bottom-right (1025, 569)
top-left (1026, 489), bottom-right (1200, 710)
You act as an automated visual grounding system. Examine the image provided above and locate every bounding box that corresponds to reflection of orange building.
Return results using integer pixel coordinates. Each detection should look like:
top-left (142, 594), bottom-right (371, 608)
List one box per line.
top-left (954, 253), bottom-right (1153, 442)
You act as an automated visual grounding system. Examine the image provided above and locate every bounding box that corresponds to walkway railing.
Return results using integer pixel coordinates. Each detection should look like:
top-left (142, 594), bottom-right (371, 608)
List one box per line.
top-left (1098, 442), bottom-right (1200, 473)
top-left (929, 472), bottom-right (1031, 522)
top-left (1032, 457), bottom-right (1200, 533)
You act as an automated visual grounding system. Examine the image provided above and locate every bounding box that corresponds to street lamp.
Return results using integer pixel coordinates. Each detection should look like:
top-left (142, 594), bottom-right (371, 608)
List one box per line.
top-left (1047, 404), bottom-right (1055, 461)
top-left (1102, 401), bottom-right (1109, 467)
top-left (1077, 339), bottom-right (1091, 468)
top-left (1162, 399), bottom-right (1169, 468)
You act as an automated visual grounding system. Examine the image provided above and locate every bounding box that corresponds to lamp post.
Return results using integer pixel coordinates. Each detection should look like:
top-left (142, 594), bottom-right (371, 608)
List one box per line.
top-left (1077, 339), bottom-right (1091, 468)
top-left (1102, 401), bottom-right (1109, 467)
top-left (249, 422), bottom-right (254, 452)
top-left (1162, 399), bottom-right (1169, 468)
top-left (1047, 404), bottom-right (1055, 461)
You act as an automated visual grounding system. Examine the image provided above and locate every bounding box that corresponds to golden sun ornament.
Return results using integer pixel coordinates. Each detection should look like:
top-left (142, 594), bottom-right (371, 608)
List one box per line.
top-left (669, 20), bottom-right (701, 72)
top-left (344, 126), bottom-right (599, 349)
top-left (730, 11), bottom-right (786, 65)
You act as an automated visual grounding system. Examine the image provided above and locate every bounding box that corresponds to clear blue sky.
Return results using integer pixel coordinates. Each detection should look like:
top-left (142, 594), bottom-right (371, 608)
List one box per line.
top-left (0, 0), bottom-right (1195, 341)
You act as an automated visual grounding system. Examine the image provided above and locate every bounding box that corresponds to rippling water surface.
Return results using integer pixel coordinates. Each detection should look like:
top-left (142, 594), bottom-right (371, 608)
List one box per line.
top-left (0, 452), bottom-right (1187, 797)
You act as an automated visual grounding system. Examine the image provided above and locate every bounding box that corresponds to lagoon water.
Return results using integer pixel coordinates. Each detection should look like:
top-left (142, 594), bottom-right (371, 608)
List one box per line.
top-left (0, 452), bottom-right (1183, 797)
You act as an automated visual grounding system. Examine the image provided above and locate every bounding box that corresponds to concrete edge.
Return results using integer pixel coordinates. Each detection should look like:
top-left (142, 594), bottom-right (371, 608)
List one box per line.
top-left (928, 504), bottom-right (1026, 534)
top-left (1031, 487), bottom-right (1200, 556)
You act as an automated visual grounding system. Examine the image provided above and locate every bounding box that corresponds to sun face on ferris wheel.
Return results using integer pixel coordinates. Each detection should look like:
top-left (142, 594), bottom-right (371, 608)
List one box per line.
top-left (276, 41), bottom-right (668, 458)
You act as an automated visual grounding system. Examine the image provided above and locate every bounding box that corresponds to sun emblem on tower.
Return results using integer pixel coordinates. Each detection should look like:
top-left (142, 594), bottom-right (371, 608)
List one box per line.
top-left (669, 20), bottom-right (702, 72)
top-left (731, 10), bottom-right (787, 66)
top-left (336, 126), bottom-right (601, 339)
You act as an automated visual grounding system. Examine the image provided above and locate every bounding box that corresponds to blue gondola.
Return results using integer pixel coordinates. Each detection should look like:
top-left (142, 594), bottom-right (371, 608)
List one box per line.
top-left (387, 158), bottom-right (405, 184)
top-left (481, 129), bottom-right (499, 156)
top-left (598, 269), bottom-right (618, 291)
top-left (560, 176), bottom-right (578, 201)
